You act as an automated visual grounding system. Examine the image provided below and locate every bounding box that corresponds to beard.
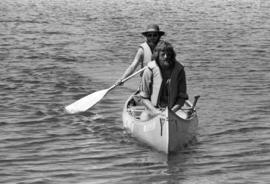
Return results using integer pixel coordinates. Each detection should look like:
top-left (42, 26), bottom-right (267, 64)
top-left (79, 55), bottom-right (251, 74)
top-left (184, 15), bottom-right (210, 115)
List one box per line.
top-left (159, 59), bottom-right (174, 69)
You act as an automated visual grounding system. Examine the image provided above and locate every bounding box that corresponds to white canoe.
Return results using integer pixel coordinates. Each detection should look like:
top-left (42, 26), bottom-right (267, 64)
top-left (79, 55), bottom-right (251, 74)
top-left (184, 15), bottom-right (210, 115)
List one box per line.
top-left (122, 94), bottom-right (199, 154)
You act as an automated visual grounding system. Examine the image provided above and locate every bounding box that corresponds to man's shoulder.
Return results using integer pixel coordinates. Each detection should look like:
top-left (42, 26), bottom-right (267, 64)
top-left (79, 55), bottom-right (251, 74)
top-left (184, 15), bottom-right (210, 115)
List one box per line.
top-left (139, 42), bottom-right (148, 50)
top-left (147, 61), bottom-right (157, 69)
top-left (174, 61), bottom-right (184, 70)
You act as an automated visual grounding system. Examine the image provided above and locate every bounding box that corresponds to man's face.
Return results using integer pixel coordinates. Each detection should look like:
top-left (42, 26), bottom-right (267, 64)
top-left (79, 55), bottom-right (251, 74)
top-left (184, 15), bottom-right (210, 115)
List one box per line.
top-left (158, 50), bottom-right (173, 69)
top-left (146, 32), bottom-right (159, 46)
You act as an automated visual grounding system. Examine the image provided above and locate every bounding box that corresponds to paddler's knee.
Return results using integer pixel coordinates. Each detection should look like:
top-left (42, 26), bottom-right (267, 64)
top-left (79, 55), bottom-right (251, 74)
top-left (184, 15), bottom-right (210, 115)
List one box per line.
top-left (140, 110), bottom-right (154, 121)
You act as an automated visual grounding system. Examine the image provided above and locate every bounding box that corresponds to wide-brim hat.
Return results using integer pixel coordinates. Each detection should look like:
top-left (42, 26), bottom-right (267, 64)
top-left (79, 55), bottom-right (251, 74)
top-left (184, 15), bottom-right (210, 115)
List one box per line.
top-left (141, 24), bottom-right (165, 36)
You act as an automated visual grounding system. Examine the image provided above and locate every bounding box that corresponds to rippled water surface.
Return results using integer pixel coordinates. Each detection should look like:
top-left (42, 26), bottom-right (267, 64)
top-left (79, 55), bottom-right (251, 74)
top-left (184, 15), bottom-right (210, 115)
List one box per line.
top-left (1, 0), bottom-right (269, 183)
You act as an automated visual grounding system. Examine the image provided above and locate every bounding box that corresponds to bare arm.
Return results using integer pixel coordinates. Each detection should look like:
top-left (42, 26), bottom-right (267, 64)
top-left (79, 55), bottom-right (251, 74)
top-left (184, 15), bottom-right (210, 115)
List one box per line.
top-left (120, 48), bottom-right (144, 79)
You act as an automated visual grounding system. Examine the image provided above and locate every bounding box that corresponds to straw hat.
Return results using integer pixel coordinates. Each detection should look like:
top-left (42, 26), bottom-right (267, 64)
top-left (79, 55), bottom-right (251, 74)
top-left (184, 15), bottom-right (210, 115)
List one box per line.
top-left (141, 24), bottom-right (165, 36)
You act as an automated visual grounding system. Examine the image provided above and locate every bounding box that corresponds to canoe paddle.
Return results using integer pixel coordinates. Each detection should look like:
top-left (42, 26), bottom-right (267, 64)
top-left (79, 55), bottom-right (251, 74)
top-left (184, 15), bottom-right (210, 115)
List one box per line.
top-left (187, 95), bottom-right (200, 116)
top-left (65, 66), bottom-right (147, 114)
top-left (191, 95), bottom-right (200, 111)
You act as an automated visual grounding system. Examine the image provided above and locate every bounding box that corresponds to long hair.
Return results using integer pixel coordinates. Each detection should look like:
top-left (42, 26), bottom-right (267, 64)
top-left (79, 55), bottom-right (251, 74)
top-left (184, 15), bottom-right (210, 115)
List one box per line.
top-left (151, 40), bottom-right (177, 66)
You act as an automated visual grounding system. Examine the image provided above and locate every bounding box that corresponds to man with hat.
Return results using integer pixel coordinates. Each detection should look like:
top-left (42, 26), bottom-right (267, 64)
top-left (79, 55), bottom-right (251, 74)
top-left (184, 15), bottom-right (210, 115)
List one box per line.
top-left (117, 24), bottom-right (165, 84)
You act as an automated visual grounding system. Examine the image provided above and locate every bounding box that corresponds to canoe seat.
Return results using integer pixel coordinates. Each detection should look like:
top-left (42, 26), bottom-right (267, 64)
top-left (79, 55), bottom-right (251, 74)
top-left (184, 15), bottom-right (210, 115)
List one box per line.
top-left (128, 106), bottom-right (145, 119)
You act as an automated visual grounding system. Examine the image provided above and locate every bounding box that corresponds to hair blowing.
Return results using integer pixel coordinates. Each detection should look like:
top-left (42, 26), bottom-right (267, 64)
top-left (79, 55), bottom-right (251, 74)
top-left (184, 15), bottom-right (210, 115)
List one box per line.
top-left (151, 40), bottom-right (177, 65)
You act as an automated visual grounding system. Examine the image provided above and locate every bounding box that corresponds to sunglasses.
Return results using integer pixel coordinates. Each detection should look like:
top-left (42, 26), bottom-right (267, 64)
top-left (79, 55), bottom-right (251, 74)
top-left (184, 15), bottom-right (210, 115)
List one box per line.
top-left (146, 33), bottom-right (159, 38)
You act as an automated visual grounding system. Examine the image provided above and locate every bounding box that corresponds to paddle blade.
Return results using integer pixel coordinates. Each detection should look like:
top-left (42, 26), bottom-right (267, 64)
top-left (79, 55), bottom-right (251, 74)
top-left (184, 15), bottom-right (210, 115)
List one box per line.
top-left (65, 89), bottom-right (109, 114)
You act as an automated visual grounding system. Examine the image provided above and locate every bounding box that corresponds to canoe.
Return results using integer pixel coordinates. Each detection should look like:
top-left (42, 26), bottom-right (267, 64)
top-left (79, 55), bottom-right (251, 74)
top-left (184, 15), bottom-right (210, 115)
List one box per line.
top-left (122, 94), bottom-right (199, 154)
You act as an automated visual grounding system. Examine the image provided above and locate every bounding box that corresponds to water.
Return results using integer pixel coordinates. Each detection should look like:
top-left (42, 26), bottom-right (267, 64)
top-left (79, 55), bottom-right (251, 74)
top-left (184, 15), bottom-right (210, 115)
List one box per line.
top-left (0, 0), bottom-right (269, 183)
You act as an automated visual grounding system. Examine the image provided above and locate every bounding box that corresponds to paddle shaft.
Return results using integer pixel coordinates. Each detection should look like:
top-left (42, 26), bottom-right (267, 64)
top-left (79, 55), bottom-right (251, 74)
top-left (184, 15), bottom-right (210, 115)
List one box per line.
top-left (190, 95), bottom-right (200, 112)
top-left (108, 66), bottom-right (148, 91)
top-left (121, 66), bottom-right (147, 83)
top-left (192, 95), bottom-right (200, 109)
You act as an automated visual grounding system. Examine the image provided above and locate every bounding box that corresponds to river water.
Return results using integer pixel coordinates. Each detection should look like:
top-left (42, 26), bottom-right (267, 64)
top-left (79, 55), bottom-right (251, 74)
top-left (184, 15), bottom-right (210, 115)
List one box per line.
top-left (0, 0), bottom-right (269, 183)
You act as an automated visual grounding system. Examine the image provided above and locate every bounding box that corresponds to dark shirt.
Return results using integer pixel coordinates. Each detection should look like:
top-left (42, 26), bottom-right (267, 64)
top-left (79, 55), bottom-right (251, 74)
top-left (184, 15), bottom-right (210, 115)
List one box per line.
top-left (159, 69), bottom-right (172, 107)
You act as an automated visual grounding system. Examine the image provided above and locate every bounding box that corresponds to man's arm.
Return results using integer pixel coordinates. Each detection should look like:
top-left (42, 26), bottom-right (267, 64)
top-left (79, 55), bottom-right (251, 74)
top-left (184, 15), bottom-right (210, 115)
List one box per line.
top-left (172, 69), bottom-right (188, 112)
top-left (139, 68), bottom-right (162, 115)
top-left (120, 48), bottom-right (144, 80)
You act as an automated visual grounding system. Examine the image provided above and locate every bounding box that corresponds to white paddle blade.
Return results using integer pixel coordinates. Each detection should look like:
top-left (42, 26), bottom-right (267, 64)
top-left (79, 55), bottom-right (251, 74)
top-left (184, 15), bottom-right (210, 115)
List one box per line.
top-left (65, 89), bottom-right (109, 114)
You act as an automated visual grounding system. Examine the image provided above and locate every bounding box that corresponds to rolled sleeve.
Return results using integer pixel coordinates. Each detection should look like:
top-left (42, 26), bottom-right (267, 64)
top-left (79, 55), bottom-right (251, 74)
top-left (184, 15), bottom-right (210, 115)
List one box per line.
top-left (139, 68), bottom-right (152, 99)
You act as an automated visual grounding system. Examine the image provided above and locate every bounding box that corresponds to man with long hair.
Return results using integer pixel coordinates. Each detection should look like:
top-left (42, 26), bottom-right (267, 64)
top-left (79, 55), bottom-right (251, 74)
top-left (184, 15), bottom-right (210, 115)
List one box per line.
top-left (139, 40), bottom-right (188, 119)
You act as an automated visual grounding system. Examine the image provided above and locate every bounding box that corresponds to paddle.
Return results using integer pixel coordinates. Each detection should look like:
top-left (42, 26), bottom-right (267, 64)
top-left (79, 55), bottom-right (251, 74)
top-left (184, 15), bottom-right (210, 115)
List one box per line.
top-left (191, 95), bottom-right (200, 111)
top-left (186, 95), bottom-right (200, 117)
top-left (65, 66), bottom-right (147, 114)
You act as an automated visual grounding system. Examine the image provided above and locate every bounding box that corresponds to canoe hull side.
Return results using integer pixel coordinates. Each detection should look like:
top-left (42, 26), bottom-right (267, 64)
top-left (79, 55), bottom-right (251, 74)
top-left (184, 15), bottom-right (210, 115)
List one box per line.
top-left (122, 95), bottom-right (198, 154)
top-left (168, 109), bottom-right (198, 152)
top-left (123, 111), bottom-right (169, 153)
